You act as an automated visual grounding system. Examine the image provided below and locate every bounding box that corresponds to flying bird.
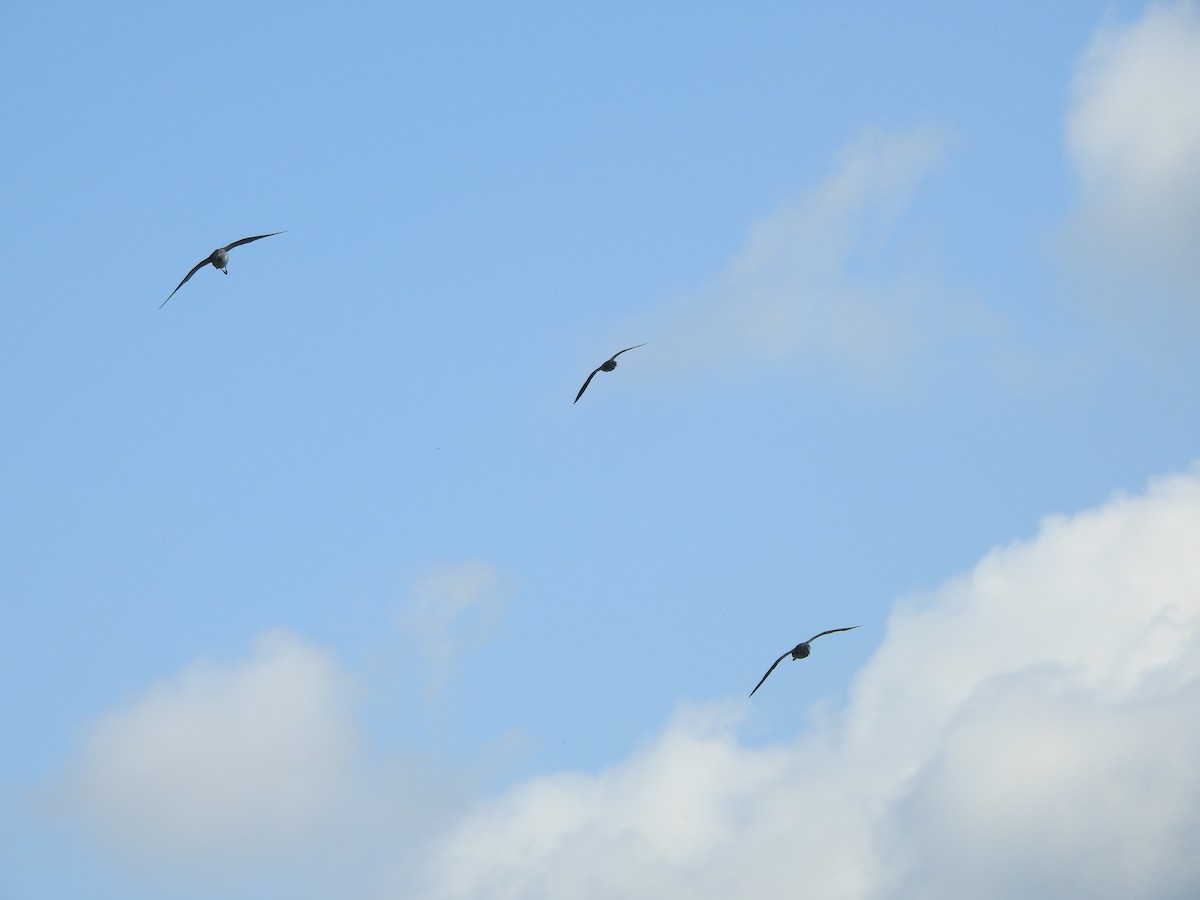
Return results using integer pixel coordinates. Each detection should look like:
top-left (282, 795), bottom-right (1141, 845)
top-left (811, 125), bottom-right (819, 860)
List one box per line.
top-left (574, 343), bottom-right (646, 403)
top-left (161, 231), bottom-right (285, 308)
top-left (748, 626), bottom-right (859, 697)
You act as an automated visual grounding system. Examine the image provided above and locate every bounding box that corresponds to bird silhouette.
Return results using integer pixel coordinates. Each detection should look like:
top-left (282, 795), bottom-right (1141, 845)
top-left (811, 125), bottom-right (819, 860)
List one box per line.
top-left (161, 232), bottom-right (285, 308)
top-left (749, 626), bottom-right (859, 697)
top-left (574, 343), bottom-right (646, 403)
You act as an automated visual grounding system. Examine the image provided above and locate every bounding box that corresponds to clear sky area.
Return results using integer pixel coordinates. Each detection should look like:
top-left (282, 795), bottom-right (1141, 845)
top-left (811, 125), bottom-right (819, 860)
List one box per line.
top-left (4, 1), bottom-right (1200, 897)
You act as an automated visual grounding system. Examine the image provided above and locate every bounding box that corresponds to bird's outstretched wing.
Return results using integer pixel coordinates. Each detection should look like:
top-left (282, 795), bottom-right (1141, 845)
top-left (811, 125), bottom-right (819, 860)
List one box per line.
top-left (806, 625), bottom-right (860, 643)
top-left (749, 650), bottom-right (791, 697)
top-left (611, 342), bottom-right (647, 360)
top-left (222, 231), bottom-right (285, 251)
top-left (161, 255), bottom-right (213, 308)
top-left (574, 367), bottom-right (602, 403)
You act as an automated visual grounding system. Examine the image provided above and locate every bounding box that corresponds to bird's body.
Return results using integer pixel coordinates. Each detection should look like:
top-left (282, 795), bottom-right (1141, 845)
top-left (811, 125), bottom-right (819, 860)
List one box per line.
top-left (574, 343), bottom-right (646, 403)
top-left (161, 231), bottom-right (285, 308)
top-left (748, 626), bottom-right (859, 697)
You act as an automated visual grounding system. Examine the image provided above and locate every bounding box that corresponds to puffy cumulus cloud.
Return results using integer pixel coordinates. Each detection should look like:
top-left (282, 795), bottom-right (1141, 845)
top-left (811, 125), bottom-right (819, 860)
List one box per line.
top-left (46, 478), bottom-right (1200, 898)
top-left (1064, 1), bottom-right (1200, 315)
top-left (397, 561), bottom-right (511, 698)
top-left (399, 706), bottom-right (874, 899)
top-left (56, 630), bottom-right (360, 869)
top-left (399, 467), bottom-right (1200, 899)
top-left (878, 675), bottom-right (1200, 899)
top-left (51, 630), bottom-right (461, 895)
top-left (644, 126), bottom-right (997, 384)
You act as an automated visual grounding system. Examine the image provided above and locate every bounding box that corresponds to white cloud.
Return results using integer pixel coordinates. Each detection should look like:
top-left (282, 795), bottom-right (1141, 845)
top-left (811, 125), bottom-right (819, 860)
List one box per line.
top-left (57, 630), bottom-right (360, 870)
top-left (48, 474), bottom-right (1200, 898)
top-left (1064, 1), bottom-right (1200, 316)
top-left (397, 561), bottom-right (510, 698)
top-left (51, 630), bottom-right (461, 895)
top-left (400, 467), bottom-right (1200, 899)
top-left (878, 674), bottom-right (1200, 899)
top-left (643, 126), bottom-right (996, 384)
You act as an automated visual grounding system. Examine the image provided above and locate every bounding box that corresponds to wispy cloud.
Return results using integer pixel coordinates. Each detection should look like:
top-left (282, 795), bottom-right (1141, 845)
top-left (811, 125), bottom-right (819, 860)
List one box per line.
top-left (1063, 1), bottom-right (1200, 324)
top-left (397, 561), bottom-right (511, 698)
top-left (641, 126), bottom-right (998, 386)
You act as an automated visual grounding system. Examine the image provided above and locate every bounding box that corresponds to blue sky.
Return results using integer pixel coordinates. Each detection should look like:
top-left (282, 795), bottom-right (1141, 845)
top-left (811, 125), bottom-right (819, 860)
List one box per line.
top-left (5, 1), bottom-right (1200, 897)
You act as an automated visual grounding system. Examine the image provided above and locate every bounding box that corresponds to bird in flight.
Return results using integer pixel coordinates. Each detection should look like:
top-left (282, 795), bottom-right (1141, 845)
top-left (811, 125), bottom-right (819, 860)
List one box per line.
top-left (574, 343), bottom-right (647, 403)
top-left (748, 626), bottom-right (859, 697)
top-left (161, 232), bottom-right (285, 308)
